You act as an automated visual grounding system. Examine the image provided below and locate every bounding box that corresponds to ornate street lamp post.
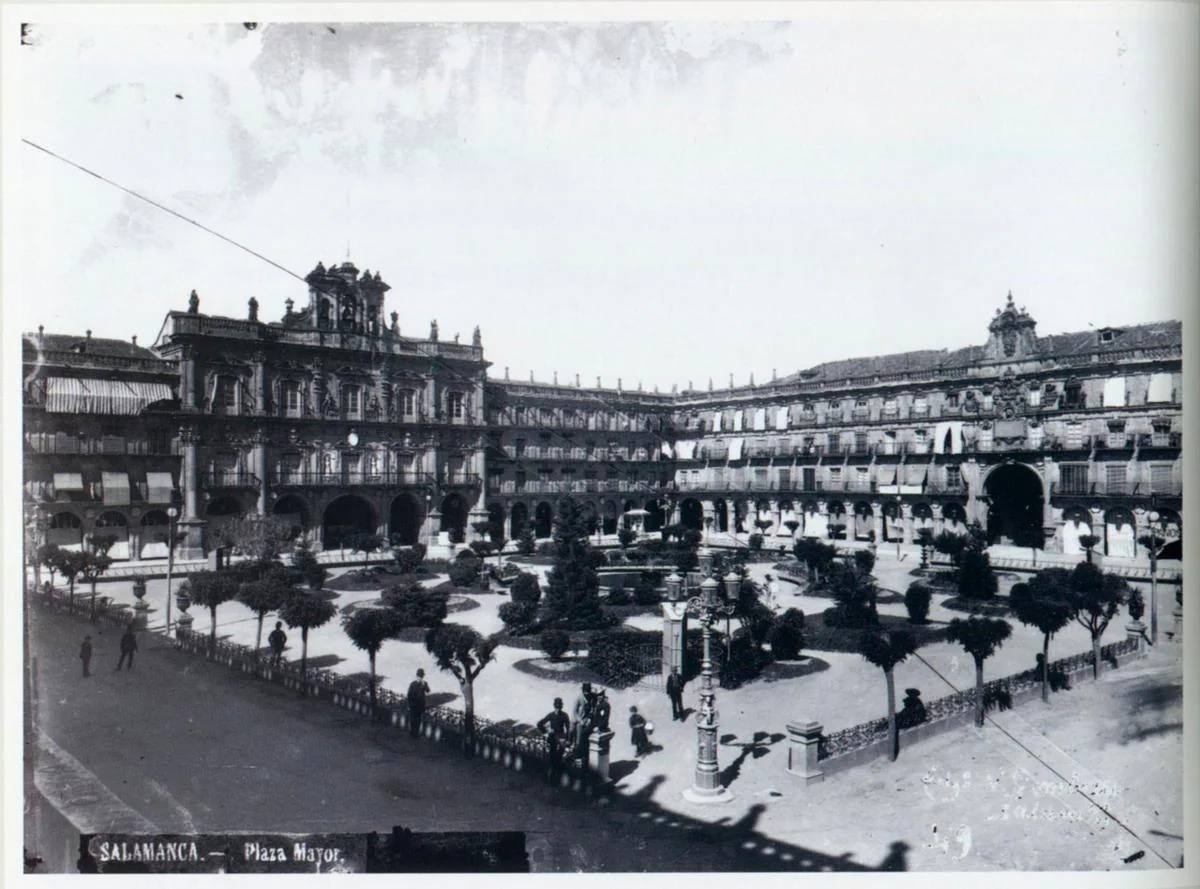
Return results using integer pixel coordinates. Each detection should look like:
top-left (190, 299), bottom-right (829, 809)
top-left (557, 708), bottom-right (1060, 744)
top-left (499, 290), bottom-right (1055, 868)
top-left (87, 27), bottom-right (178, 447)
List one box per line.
top-left (681, 559), bottom-right (736, 805)
top-left (165, 506), bottom-right (179, 633)
top-left (1147, 510), bottom-right (1161, 644)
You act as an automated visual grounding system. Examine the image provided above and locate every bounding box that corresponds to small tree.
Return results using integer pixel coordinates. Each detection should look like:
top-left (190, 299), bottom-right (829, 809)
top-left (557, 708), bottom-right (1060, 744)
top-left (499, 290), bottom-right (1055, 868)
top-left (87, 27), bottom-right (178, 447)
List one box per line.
top-left (59, 550), bottom-right (87, 607)
top-left (540, 628), bottom-right (571, 661)
top-left (516, 526), bottom-right (537, 555)
top-left (544, 500), bottom-right (605, 629)
top-left (748, 533), bottom-right (764, 553)
top-left (957, 536), bottom-right (998, 600)
top-left (392, 544), bottom-right (426, 575)
top-left (1077, 534), bottom-right (1100, 565)
top-left (1010, 571), bottom-right (1074, 703)
top-left (946, 617), bottom-right (1013, 726)
top-left (448, 557), bottom-right (483, 589)
top-left (784, 519), bottom-right (801, 538)
top-left (237, 566), bottom-right (296, 653)
top-left (826, 560), bottom-right (879, 627)
top-left (181, 570), bottom-right (239, 654)
top-left (767, 608), bottom-right (806, 660)
top-left (342, 608), bottom-right (403, 707)
top-left (617, 526), bottom-right (637, 553)
top-left (510, 572), bottom-right (541, 605)
top-left (424, 624), bottom-right (498, 751)
top-left (933, 531), bottom-right (966, 566)
top-left (794, 538), bottom-right (836, 586)
top-left (278, 591), bottom-right (338, 682)
top-left (291, 538), bottom-right (327, 592)
top-left (904, 582), bottom-right (932, 624)
top-left (79, 550), bottom-right (113, 621)
top-left (860, 629), bottom-right (917, 761)
top-left (498, 600), bottom-right (539, 633)
top-left (38, 543), bottom-right (64, 590)
top-left (853, 548), bottom-right (876, 576)
top-left (1066, 561), bottom-right (1128, 678)
top-left (754, 518), bottom-right (773, 536)
top-left (213, 514), bottom-right (293, 565)
top-left (382, 583), bottom-right (449, 627)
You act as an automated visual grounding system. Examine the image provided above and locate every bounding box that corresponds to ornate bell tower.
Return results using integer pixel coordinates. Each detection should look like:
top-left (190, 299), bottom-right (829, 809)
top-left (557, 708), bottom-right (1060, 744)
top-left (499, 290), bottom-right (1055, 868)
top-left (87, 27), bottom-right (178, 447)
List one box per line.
top-left (984, 292), bottom-right (1038, 361)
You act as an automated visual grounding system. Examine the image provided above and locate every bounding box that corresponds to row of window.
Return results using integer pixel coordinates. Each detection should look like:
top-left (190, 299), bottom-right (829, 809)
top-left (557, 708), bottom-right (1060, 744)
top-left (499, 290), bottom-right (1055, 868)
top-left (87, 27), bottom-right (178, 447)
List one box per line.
top-left (211, 376), bottom-right (466, 421)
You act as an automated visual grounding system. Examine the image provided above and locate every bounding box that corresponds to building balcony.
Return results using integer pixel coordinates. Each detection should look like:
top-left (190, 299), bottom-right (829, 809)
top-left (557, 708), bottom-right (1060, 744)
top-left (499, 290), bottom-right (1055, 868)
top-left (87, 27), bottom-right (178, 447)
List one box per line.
top-left (200, 471), bottom-right (261, 489)
top-left (1050, 480), bottom-right (1179, 499)
top-left (269, 470), bottom-right (437, 488)
top-left (24, 435), bottom-right (179, 457)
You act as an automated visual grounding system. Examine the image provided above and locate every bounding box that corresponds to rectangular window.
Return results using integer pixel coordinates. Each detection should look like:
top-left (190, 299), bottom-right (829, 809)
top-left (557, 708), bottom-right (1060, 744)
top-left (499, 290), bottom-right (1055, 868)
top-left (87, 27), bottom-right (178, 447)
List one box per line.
top-left (1059, 463), bottom-right (1089, 494)
top-left (1066, 422), bottom-right (1083, 448)
top-left (912, 396), bottom-right (928, 415)
top-left (1105, 464), bottom-right (1126, 494)
top-left (342, 386), bottom-right (361, 419)
top-left (284, 381), bottom-right (302, 417)
top-left (802, 467), bottom-right (816, 490)
top-left (776, 468), bottom-right (790, 487)
top-left (1150, 464), bottom-right (1172, 493)
top-left (399, 389), bottom-right (416, 416)
top-left (215, 376), bottom-right (238, 413)
top-left (854, 431), bottom-right (868, 453)
top-left (945, 465), bottom-right (962, 490)
top-left (829, 466), bottom-right (843, 485)
top-left (1027, 388), bottom-right (1041, 407)
top-left (448, 392), bottom-right (465, 419)
top-left (1028, 424), bottom-right (1044, 449)
top-left (1064, 384), bottom-right (1084, 409)
top-left (946, 392), bottom-right (959, 407)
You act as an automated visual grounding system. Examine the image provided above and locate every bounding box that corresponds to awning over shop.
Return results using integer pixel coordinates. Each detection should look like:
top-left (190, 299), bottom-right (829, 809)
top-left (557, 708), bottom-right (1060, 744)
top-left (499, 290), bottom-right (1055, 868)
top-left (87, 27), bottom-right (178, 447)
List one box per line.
top-left (145, 472), bottom-right (176, 503)
top-left (933, 421), bottom-right (964, 454)
top-left (45, 377), bottom-right (173, 415)
top-left (905, 464), bottom-right (929, 485)
top-left (875, 465), bottom-right (897, 485)
top-left (53, 472), bottom-right (84, 491)
top-left (102, 472), bottom-right (131, 506)
top-left (728, 438), bottom-right (745, 461)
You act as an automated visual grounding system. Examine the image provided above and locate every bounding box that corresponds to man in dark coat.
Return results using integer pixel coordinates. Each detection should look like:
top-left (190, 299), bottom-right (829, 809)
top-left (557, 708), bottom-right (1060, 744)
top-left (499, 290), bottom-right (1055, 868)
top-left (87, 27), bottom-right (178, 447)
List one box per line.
top-left (79, 635), bottom-right (92, 678)
top-left (115, 624), bottom-right (137, 671)
top-left (267, 621), bottom-right (287, 667)
top-left (666, 668), bottom-right (686, 720)
top-left (629, 706), bottom-right (652, 756)
top-left (406, 668), bottom-right (430, 738)
top-left (570, 682), bottom-right (594, 759)
top-left (536, 697), bottom-right (570, 777)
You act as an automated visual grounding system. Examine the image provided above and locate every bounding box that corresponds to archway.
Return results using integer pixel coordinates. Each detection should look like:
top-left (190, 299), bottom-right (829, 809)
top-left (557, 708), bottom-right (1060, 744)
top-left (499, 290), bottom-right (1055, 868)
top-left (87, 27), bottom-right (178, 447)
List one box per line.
top-left (510, 502), bottom-right (529, 538)
top-left (713, 499), bottom-right (729, 533)
top-left (1061, 506), bottom-right (1092, 555)
top-left (1104, 507), bottom-right (1136, 559)
top-left (388, 494), bottom-right (423, 545)
top-left (984, 463), bottom-right (1044, 548)
top-left (801, 500), bottom-right (825, 538)
top-left (621, 500), bottom-right (636, 531)
top-left (778, 501), bottom-right (796, 535)
top-left (853, 502), bottom-right (874, 541)
top-left (827, 501), bottom-right (847, 539)
top-left (94, 510), bottom-right (130, 560)
top-left (912, 503), bottom-right (934, 539)
top-left (601, 500), bottom-right (618, 536)
top-left (47, 511), bottom-right (83, 549)
top-left (440, 493), bottom-right (468, 543)
top-left (882, 502), bottom-right (902, 542)
top-left (680, 498), bottom-right (703, 531)
top-left (139, 509), bottom-right (170, 559)
top-left (323, 495), bottom-right (376, 551)
top-left (579, 501), bottom-right (600, 539)
top-left (534, 501), bottom-right (554, 538)
top-left (644, 499), bottom-right (665, 533)
top-left (1149, 508), bottom-right (1182, 561)
top-left (272, 495), bottom-right (310, 541)
top-left (942, 502), bottom-right (968, 535)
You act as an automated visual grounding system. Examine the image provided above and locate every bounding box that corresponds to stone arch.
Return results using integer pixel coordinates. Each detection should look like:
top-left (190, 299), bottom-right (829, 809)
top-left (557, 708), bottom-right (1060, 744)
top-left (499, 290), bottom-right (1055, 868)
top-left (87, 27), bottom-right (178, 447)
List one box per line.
top-left (439, 493), bottom-right (468, 542)
top-left (679, 498), bottom-right (704, 531)
top-left (1061, 505), bottom-right (1092, 555)
top-left (881, 501), bottom-right (902, 542)
top-left (602, 500), bottom-right (619, 535)
top-left (510, 501), bottom-right (530, 538)
top-left (713, 499), bottom-right (729, 533)
top-left (47, 511), bottom-right (83, 549)
top-left (323, 494), bottom-right (377, 551)
top-left (942, 502), bottom-right (968, 535)
top-left (387, 493), bottom-right (423, 545)
top-left (534, 501), bottom-right (554, 538)
top-left (643, 498), bottom-right (665, 533)
top-left (912, 502), bottom-right (934, 538)
top-left (853, 501), bottom-right (874, 540)
top-left (1102, 506), bottom-right (1136, 559)
top-left (272, 494), bottom-right (311, 541)
top-left (800, 500), bottom-right (825, 538)
top-left (1152, 508), bottom-right (1182, 560)
top-left (826, 500), bottom-right (847, 539)
top-left (983, 462), bottom-right (1044, 548)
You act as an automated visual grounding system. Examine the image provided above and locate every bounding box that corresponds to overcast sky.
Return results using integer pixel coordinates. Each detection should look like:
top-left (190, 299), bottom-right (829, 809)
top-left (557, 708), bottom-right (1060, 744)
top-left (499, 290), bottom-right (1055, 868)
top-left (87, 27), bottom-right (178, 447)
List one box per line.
top-left (14, 7), bottom-right (1198, 388)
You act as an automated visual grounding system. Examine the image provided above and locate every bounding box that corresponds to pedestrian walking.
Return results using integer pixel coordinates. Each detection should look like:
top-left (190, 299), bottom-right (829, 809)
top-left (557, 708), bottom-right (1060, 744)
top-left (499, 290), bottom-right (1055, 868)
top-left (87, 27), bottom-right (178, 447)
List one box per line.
top-left (406, 668), bottom-right (430, 738)
top-left (666, 668), bottom-right (685, 720)
top-left (629, 706), bottom-right (652, 756)
top-left (267, 621), bottom-right (287, 667)
top-left (536, 697), bottom-right (570, 778)
top-left (79, 635), bottom-right (92, 678)
top-left (115, 623), bottom-right (137, 671)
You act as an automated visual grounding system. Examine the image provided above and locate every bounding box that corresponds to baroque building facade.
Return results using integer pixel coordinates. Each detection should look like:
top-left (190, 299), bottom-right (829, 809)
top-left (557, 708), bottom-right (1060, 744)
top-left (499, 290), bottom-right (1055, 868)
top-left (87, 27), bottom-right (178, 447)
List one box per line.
top-left (22, 270), bottom-right (1183, 563)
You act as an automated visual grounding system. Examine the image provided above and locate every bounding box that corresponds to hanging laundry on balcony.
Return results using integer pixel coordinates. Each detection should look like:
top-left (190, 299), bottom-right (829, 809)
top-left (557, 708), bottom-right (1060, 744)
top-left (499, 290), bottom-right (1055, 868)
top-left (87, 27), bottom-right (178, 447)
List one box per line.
top-left (733, 410), bottom-right (744, 432)
top-left (675, 440), bottom-right (696, 460)
top-left (727, 438), bottom-right (745, 461)
top-left (52, 472), bottom-right (84, 493)
top-left (1147, 372), bottom-right (1173, 403)
top-left (875, 464), bottom-right (897, 492)
top-left (1102, 376), bottom-right (1127, 408)
top-left (752, 408), bottom-right (767, 431)
top-left (775, 406), bottom-right (789, 430)
top-left (932, 420), bottom-right (964, 454)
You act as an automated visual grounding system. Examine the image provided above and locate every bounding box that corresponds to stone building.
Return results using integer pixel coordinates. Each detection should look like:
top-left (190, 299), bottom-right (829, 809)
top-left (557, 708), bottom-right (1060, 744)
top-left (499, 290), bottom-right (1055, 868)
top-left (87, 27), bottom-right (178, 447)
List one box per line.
top-left (668, 295), bottom-right (1183, 558)
top-left (22, 274), bottom-right (1184, 563)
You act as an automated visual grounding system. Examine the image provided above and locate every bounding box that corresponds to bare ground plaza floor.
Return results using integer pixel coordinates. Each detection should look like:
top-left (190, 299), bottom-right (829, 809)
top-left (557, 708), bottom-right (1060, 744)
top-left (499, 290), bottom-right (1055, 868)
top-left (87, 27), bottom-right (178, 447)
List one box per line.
top-left (25, 545), bottom-right (1183, 873)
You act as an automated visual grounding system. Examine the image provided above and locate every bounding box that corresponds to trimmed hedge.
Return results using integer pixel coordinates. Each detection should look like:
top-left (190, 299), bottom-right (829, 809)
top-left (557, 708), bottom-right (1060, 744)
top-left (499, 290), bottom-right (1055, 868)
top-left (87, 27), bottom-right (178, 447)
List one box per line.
top-left (586, 628), bottom-right (662, 689)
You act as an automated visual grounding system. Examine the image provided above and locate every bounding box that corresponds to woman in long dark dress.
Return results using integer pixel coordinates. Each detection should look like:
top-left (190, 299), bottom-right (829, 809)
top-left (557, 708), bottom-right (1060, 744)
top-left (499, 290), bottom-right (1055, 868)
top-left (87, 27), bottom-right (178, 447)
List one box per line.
top-left (629, 706), bottom-right (651, 756)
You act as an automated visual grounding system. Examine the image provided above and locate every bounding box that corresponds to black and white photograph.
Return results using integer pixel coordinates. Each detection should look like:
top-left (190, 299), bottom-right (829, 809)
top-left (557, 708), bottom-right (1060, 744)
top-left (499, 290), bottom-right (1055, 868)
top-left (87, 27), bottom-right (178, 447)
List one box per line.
top-left (5, 3), bottom-right (1197, 882)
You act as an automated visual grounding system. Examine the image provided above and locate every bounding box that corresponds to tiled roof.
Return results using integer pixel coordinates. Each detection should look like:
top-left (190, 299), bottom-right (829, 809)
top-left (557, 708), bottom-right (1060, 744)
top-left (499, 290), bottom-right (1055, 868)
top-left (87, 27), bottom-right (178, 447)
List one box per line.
top-left (26, 332), bottom-right (163, 362)
top-left (779, 321), bottom-right (1180, 385)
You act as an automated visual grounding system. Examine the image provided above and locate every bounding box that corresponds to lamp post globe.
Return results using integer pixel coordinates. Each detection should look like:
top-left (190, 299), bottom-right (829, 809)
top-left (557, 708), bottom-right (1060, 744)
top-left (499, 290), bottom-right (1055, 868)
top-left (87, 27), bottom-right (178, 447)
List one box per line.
top-left (682, 573), bottom-right (735, 805)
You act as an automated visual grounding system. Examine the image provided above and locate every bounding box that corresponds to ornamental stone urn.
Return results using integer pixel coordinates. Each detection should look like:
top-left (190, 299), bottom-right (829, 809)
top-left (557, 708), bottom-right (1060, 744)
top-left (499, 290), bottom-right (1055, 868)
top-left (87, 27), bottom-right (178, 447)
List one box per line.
top-left (132, 577), bottom-right (149, 611)
top-left (176, 588), bottom-right (194, 631)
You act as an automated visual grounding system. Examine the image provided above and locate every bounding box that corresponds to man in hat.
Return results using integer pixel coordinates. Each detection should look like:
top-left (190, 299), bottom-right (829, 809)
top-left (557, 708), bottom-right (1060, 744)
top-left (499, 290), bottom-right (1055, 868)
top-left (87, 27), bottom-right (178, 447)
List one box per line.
top-left (407, 668), bottom-right (430, 738)
top-left (79, 635), bottom-right (93, 678)
top-left (115, 623), bottom-right (138, 671)
top-left (267, 621), bottom-right (287, 667)
top-left (666, 668), bottom-right (686, 721)
top-left (536, 697), bottom-right (571, 778)
top-left (571, 682), bottom-right (594, 759)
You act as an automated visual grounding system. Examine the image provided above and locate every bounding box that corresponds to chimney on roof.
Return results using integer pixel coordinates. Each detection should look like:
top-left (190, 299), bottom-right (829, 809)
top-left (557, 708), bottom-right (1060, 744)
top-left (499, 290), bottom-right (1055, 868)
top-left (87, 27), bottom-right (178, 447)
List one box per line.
top-left (86, 330), bottom-right (92, 340)
top-left (553, 371), bottom-right (558, 385)
top-left (575, 373), bottom-right (580, 387)
top-left (708, 378), bottom-right (713, 392)
top-left (504, 366), bottom-right (510, 380)
top-left (131, 335), bottom-right (137, 347)
top-left (285, 297), bottom-right (294, 316)
top-left (530, 370), bottom-right (535, 382)
top-left (390, 312), bottom-right (399, 334)
top-left (37, 325), bottom-right (44, 344)
top-left (638, 380), bottom-right (643, 391)
top-left (750, 373), bottom-right (755, 386)
top-left (772, 368), bottom-right (777, 381)
top-left (672, 383), bottom-right (678, 394)
top-left (597, 376), bottom-right (601, 388)
top-left (728, 373), bottom-right (734, 388)
top-left (618, 378), bottom-right (623, 392)
top-left (248, 297), bottom-right (259, 322)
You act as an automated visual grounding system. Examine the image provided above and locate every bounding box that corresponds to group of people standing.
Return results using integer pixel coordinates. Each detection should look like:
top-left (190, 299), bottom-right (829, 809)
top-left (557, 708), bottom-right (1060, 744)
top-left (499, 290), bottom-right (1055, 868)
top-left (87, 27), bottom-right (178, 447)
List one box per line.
top-left (78, 623), bottom-right (139, 677)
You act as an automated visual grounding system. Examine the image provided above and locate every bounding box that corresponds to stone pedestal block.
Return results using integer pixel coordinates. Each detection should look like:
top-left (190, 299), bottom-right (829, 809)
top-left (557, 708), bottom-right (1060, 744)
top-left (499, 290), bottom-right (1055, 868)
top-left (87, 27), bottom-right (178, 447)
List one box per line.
top-left (786, 719), bottom-right (824, 785)
top-left (589, 730), bottom-right (615, 783)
